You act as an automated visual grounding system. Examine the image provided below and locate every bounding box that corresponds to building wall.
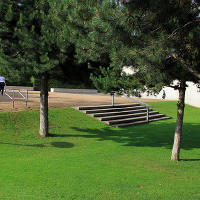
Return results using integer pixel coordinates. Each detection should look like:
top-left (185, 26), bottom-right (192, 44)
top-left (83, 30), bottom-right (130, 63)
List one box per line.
top-left (141, 81), bottom-right (200, 108)
top-left (122, 67), bottom-right (200, 108)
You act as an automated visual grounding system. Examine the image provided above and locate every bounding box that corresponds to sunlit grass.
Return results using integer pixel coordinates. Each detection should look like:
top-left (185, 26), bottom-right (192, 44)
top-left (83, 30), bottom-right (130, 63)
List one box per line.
top-left (0, 101), bottom-right (200, 200)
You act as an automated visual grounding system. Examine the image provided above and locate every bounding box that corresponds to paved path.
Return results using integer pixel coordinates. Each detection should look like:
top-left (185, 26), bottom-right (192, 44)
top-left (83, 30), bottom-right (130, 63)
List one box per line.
top-left (0, 91), bottom-right (161, 112)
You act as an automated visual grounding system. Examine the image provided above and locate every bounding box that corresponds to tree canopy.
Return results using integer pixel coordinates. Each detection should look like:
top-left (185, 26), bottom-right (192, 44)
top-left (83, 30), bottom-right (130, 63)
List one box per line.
top-left (67, 0), bottom-right (200, 161)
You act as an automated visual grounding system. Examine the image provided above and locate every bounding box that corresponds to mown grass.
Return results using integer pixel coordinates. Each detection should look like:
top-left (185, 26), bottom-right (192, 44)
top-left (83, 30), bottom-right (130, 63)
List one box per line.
top-left (0, 101), bottom-right (200, 200)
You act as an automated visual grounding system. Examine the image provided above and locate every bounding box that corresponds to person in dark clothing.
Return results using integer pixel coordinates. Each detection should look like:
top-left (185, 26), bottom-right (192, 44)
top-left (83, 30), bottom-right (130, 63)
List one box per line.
top-left (162, 90), bottom-right (166, 100)
top-left (0, 76), bottom-right (6, 95)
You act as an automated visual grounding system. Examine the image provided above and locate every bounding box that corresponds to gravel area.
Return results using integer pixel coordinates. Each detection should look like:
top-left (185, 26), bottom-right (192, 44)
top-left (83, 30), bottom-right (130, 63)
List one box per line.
top-left (0, 90), bottom-right (160, 112)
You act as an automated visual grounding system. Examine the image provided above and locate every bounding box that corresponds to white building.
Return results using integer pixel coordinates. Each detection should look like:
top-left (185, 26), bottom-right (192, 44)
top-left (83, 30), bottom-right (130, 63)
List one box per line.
top-left (123, 66), bottom-right (200, 108)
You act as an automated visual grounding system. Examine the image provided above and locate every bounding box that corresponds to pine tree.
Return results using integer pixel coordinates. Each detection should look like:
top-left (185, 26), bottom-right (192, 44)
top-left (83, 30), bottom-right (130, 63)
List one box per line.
top-left (123, 0), bottom-right (200, 161)
top-left (0, 0), bottom-right (72, 137)
top-left (71, 0), bottom-right (200, 161)
top-left (0, 0), bottom-right (101, 137)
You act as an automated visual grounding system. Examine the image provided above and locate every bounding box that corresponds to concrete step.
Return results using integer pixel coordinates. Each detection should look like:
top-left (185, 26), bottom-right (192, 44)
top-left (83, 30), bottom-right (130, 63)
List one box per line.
top-left (115, 116), bottom-right (171, 127)
top-left (77, 103), bottom-right (140, 110)
top-left (85, 105), bottom-right (146, 114)
top-left (75, 103), bottom-right (171, 127)
top-left (149, 116), bottom-right (171, 122)
top-left (107, 113), bottom-right (166, 125)
top-left (115, 120), bottom-right (148, 127)
top-left (99, 111), bottom-right (159, 121)
top-left (92, 108), bottom-right (152, 117)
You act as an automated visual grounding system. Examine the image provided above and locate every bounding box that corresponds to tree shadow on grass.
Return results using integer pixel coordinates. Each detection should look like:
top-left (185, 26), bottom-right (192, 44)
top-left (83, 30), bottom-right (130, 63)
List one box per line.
top-left (0, 142), bottom-right (46, 148)
top-left (0, 142), bottom-right (74, 149)
top-left (50, 133), bottom-right (98, 139)
top-left (180, 159), bottom-right (200, 162)
top-left (51, 142), bottom-right (74, 148)
top-left (64, 121), bottom-right (200, 150)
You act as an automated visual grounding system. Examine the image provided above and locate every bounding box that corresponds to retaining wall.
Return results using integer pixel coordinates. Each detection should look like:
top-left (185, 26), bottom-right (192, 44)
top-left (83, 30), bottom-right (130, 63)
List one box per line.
top-left (50, 88), bottom-right (98, 94)
top-left (6, 86), bottom-right (34, 91)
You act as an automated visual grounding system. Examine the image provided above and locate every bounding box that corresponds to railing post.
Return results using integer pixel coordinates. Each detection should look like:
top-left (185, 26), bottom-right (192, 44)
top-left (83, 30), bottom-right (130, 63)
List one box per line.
top-left (122, 94), bottom-right (153, 123)
top-left (12, 90), bottom-right (15, 109)
top-left (111, 91), bottom-right (115, 107)
top-left (26, 90), bottom-right (28, 107)
top-left (146, 107), bottom-right (149, 122)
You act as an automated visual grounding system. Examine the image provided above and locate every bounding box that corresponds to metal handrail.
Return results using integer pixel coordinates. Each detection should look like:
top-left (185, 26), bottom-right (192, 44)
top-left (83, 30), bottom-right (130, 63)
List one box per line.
top-left (4, 89), bottom-right (29, 108)
top-left (123, 94), bottom-right (153, 108)
top-left (4, 91), bottom-right (13, 100)
top-left (123, 94), bottom-right (153, 123)
top-left (4, 89), bottom-right (15, 108)
top-left (18, 89), bottom-right (28, 107)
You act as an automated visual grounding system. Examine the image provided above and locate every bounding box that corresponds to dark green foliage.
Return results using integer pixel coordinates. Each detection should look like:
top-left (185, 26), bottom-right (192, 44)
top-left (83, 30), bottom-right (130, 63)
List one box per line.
top-left (72, 0), bottom-right (200, 94)
top-left (90, 66), bottom-right (145, 95)
top-left (60, 1), bottom-right (111, 67)
top-left (0, 0), bottom-right (72, 80)
top-left (129, 0), bottom-right (200, 85)
top-left (0, 0), bottom-right (97, 88)
top-left (13, 0), bottom-right (63, 74)
top-left (0, 1), bottom-right (27, 82)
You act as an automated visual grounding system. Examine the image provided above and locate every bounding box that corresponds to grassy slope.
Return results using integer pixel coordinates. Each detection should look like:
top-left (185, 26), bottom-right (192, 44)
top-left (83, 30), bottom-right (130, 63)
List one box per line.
top-left (0, 101), bottom-right (200, 200)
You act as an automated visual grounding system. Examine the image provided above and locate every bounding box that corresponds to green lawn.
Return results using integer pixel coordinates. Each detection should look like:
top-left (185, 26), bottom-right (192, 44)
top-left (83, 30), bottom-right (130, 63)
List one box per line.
top-left (0, 101), bottom-right (200, 200)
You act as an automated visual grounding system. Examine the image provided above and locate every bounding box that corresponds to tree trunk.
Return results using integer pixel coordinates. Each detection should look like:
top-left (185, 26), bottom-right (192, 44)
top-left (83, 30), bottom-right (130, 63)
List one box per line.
top-left (40, 73), bottom-right (49, 137)
top-left (171, 81), bottom-right (186, 161)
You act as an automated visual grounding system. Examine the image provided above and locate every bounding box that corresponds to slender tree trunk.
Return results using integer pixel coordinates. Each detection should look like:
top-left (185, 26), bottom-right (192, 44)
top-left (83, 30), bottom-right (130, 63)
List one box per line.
top-left (171, 81), bottom-right (186, 161)
top-left (40, 73), bottom-right (49, 137)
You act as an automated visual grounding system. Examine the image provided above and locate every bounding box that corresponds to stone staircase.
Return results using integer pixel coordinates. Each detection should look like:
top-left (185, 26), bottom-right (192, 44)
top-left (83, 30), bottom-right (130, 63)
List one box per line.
top-left (75, 103), bottom-right (171, 127)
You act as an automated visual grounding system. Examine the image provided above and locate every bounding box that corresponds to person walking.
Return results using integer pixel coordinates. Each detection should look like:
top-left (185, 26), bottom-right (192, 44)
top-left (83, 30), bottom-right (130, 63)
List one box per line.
top-left (0, 76), bottom-right (6, 95)
top-left (162, 90), bottom-right (166, 100)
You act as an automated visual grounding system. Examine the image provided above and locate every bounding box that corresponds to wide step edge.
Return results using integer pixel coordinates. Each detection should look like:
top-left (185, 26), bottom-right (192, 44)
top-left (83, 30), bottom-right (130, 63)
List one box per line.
top-left (77, 103), bottom-right (140, 110)
top-left (114, 116), bottom-right (171, 127)
top-left (107, 114), bottom-right (166, 125)
top-left (99, 111), bottom-right (159, 121)
top-left (85, 106), bottom-right (146, 114)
